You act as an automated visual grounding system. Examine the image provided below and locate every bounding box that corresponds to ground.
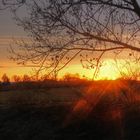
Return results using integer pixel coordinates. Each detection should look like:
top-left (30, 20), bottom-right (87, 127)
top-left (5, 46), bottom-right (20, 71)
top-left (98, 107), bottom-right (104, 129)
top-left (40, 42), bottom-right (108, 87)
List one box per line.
top-left (0, 81), bottom-right (140, 140)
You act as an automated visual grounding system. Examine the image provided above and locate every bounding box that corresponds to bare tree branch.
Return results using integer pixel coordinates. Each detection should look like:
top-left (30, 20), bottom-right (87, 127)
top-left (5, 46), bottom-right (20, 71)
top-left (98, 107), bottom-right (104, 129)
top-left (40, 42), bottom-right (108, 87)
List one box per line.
top-left (2, 0), bottom-right (140, 78)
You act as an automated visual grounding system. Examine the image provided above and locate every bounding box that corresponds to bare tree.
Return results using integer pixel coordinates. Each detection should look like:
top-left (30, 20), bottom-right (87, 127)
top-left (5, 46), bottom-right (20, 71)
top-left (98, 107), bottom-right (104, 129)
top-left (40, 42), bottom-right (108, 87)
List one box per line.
top-left (1, 73), bottom-right (10, 84)
top-left (114, 51), bottom-right (140, 80)
top-left (12, 75), bottom-right (21, 82)
top-left (2, 0), bottom-right (140, 78)
top-left (22, 74), bottom-right (31, 82)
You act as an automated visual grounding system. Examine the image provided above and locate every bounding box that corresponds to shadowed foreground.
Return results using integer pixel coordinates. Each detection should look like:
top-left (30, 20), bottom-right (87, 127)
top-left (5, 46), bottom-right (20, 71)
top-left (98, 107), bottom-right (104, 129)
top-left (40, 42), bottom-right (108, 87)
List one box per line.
top-left (0, 80), bottom-right (140, 140)
top-left (0, 104), bottom-right (140, 140)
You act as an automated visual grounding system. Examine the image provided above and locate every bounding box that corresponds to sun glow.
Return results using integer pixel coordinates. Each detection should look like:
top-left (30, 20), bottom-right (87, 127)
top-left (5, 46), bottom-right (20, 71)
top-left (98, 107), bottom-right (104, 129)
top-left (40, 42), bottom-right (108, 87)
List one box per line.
top-left (58, 59), bottom-right (121, 80)
top-left (0, 59), bottom-right (135, 81)
top-left (97, 60), bottom-right (120, 80)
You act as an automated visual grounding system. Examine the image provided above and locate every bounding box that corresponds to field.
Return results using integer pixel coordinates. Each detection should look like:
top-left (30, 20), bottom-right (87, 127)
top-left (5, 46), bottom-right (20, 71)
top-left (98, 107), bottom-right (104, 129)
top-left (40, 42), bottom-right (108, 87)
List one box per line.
top-left (0, 80), bottom-right (140, 140)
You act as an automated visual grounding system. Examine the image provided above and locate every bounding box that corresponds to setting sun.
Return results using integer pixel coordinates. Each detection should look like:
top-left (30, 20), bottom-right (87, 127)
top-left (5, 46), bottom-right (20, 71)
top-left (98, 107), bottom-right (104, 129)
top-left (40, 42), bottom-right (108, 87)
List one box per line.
top-left (0, 59), bottom-right (135, 81)
top-left (97, 60), bottom-right (120, 80)
top-left (58, 59), bottom-right (121, 81)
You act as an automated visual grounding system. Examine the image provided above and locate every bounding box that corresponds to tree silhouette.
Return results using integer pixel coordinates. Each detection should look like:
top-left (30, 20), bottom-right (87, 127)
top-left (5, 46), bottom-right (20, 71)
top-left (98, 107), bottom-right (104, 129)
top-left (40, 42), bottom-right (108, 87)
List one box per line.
top-left (0, 0), bottom-right (25, 10)
top-left (1, 73), bottom-right (10, 84)
top-left (12, 75), bottom-right (21, 82)
top-left (115, 51), bottom-right (140, 80)
top-left (22, 74), bottom-right (31, 82)
top-left (2, 0), bottom-right (140, 78)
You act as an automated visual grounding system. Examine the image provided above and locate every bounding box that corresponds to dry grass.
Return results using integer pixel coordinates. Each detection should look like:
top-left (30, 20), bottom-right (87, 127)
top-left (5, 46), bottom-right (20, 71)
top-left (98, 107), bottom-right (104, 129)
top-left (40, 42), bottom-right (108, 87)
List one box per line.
top-left (0, 87), bottom-right (82, 107)
top-left (0, 80), bottom-right (140, 139)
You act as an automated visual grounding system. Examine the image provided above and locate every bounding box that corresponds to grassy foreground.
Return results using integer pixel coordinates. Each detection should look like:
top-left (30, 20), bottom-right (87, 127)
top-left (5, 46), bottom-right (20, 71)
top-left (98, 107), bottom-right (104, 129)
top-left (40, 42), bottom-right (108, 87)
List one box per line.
top-left (0, 80), bottom-right (140, 140)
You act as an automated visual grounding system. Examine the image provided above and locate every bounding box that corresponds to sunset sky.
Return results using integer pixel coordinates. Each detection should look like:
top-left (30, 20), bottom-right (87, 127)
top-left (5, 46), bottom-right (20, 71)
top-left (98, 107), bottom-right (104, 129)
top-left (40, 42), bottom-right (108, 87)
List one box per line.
top-left (0, 7), bottom-right (137, 81)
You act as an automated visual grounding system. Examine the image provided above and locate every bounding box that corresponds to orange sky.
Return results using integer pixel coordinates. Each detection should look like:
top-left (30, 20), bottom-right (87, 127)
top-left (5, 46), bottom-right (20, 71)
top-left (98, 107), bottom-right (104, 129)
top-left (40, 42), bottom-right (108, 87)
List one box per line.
top-left (0, 9), bottom-right (139, 81)
top-left (0, 36), bottom-right (121, 80)
top-left (0, 36), bottom-right (137, 81)
top-left (0, 54), bottom-right (126, 81)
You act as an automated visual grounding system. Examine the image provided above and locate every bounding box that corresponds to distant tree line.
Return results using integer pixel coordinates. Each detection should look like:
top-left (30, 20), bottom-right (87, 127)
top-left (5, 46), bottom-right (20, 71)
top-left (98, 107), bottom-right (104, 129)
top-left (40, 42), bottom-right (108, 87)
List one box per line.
top-left (0, 73), bottom-right (88, 84)
top-left (0, 73), bottom-right (90, 91)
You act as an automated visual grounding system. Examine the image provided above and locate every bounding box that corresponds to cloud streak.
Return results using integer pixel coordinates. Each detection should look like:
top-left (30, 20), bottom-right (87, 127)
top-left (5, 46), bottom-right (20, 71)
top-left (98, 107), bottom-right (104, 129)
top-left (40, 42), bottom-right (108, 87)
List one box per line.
top-left (0, 66), bottom-right (6, 68)
top-left (0, 36), bottom-right (31, 46)
top-left (0, 65), bottom-right (40, 68)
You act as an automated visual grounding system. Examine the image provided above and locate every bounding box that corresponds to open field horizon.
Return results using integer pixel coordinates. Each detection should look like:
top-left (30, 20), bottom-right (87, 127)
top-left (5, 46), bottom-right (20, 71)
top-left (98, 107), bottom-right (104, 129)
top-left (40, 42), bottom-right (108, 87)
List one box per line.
top-left (0, 79), bottom-right (140, 139)
top-left (1, 0), bottom-right (140, 139)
